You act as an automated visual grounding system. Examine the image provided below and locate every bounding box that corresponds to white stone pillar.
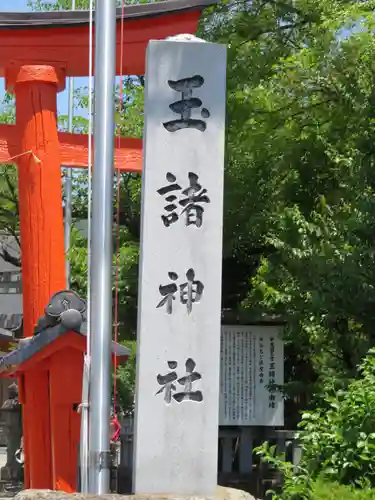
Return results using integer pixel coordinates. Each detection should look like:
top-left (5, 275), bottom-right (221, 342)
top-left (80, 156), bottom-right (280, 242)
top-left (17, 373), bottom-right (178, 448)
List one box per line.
top-left (133, 37), bottom-right (227, 496)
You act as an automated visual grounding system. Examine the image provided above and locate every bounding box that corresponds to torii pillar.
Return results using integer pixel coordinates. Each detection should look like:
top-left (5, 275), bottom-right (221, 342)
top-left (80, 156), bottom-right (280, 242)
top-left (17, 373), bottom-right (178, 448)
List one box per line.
top-left (5, 64), bottom-right (66, 490)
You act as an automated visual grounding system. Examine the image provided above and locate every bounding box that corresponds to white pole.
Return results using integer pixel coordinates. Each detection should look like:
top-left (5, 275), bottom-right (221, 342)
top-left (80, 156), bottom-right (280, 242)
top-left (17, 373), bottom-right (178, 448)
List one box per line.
top-left (79, 0), bottom-right (93, 492)
top-left (88, 0), bottom-right (117, 494)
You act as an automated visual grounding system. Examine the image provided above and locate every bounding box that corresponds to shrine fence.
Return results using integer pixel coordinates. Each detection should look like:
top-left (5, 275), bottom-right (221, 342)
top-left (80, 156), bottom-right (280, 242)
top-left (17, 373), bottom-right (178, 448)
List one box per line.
top-left (118, 418), bottom-right (301, 499)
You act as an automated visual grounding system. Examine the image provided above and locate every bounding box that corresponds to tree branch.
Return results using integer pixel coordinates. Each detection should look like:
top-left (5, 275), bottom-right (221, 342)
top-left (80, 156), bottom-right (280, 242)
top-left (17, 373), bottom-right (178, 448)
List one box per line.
top-left (238, 19), bottom-right (311, 47)
top-left (269, 99), bottom-right (335, 130)
top-left (4, 170), bottom-right (18, 206)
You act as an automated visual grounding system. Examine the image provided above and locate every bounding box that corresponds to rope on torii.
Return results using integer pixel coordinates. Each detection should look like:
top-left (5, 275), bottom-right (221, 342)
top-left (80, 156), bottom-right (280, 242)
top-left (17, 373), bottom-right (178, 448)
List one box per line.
top-left (6, 150), bottom-right (41, 164)
top-left (112, 0), bottom-right (127, 445)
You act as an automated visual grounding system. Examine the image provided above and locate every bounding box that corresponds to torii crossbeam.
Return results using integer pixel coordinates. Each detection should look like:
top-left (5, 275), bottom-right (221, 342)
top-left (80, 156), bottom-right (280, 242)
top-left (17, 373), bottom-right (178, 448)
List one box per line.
top-left (0, 1), bottom-right (213, 491)
top-left (0, 124), bottom-right (143, 172)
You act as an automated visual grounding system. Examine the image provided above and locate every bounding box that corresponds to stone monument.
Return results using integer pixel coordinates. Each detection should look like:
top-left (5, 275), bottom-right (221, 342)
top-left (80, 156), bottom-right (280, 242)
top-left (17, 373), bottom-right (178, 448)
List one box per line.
top-left (133, 37), bottom-right (227, 496)
top-left (1, 383), bottom-right (22, 482)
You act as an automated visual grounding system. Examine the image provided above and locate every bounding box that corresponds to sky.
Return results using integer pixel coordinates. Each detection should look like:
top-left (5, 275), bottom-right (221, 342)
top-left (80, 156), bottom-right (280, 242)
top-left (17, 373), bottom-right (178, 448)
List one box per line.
top-left (2, 0), bottom-right (29, 11)
top-left (0, 0), bottom-right (87, 118)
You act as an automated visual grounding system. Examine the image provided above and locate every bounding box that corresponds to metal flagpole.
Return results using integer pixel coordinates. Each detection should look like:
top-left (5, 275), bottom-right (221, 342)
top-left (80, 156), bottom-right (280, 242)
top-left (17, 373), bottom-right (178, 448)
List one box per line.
top-left (79, 0), bottom-right (94, 492)
top-left (88, 0), bottom-right (117, 494)
top-left (64, 0), bottom-right (76, 288)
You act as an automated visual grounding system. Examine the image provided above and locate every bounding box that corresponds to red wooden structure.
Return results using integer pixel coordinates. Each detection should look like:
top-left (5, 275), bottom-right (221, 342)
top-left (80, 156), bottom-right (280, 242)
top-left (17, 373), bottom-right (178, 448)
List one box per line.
top-left (0, 0), bottom-right (212, 491)
top-left (0, 320), bottom-right (129, 492)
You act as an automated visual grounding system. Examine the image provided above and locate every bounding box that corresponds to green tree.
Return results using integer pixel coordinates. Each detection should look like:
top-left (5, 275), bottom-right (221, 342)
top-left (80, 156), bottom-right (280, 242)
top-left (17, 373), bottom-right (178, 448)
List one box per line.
top-left (63, 74), bottom-right (143, 340)
top-left (200, 0), bottom-right (375, 422)
top-left (0, 91), bottom-right (20, 267)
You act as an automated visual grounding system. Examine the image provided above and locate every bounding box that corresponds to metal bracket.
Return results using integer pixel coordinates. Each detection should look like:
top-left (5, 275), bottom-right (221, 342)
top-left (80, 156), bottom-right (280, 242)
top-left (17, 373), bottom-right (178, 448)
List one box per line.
top-left (89, 450), bottom-right (112, 471)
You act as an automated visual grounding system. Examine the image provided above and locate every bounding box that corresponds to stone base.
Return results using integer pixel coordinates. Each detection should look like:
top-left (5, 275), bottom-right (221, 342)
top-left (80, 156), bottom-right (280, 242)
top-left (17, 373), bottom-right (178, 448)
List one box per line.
top-left (0, 466), bottom-right (11, 481)
top-left (15, 486), bottom-right (256, 500)
top-left (1, 463), bottom-right (23, 482)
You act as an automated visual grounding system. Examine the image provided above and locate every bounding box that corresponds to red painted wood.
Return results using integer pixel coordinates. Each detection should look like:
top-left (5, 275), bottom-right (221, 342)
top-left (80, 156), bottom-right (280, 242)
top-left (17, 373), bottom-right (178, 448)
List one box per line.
top-left (0, 12), bottom-right (200, 78)
top-left (22, 370), bottom-right (53, 489)
top-left (5, 66), bottom-right (66, 339)
top-left (0, 333), bottom-right (128, 381)
top-left (15, 332), bottom-right (128, 373)
top-left (12, 332), bottom-right (129, 490)
top-left (5, 66), bottom-right (65, 491)
top-left (0, 123), bottom-right (142, 172)
top-left (49, 347), bottom-right (83, 492)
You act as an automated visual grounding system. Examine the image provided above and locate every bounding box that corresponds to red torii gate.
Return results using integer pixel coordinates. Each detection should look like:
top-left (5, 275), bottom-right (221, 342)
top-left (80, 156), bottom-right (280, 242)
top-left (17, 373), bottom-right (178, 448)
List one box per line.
top-left (0, 1), bottom-right (211, 491)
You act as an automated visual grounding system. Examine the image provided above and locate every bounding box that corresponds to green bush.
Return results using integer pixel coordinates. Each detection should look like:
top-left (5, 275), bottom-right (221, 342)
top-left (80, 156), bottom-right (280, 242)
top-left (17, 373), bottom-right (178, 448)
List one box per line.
top-left (297, 348), bottom-right (375, 486)
top-left (312, 480), bottom-right (375, 500)
top-left (254, 443), bottom-right (375, 500)
top-left (254, 445), bottom-right (375, 499)
top-left (256, 349), bottom-right (375, 498)
top-left (255, 442), bottom-right (313, 499)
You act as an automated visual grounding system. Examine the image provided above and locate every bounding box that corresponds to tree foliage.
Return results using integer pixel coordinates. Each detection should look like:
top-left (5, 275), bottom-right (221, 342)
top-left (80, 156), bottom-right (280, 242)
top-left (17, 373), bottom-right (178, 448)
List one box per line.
top-left (0, 91), bottom-right (20, 266)
top-left (256, 349), bottom-right (375, 495)
top-left (299, 349), bottom-right (375, 486)
top-left (200, 0), bottom-right (375, 420)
